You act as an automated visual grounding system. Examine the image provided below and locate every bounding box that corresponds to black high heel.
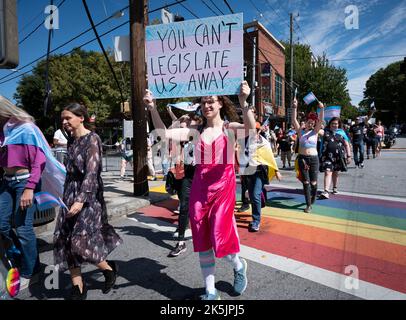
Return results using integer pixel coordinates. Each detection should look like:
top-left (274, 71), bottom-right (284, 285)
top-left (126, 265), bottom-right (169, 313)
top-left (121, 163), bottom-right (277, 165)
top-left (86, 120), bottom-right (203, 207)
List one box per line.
top-left (70, 282), bottom-right (87, 300)
top-left (102, 260), bottom-right (118, 294)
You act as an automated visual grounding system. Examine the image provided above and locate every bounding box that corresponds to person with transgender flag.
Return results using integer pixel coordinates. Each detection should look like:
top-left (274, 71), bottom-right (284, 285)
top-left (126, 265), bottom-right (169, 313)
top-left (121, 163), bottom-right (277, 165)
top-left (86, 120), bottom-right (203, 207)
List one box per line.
top-left (0, 95), bottom-right (65, 290)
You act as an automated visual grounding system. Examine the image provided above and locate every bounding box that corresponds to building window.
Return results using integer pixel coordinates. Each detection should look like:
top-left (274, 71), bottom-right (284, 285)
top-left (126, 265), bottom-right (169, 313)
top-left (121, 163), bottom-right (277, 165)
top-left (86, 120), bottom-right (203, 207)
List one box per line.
top-left (275, 74), bottom-right (282, 107)
top-left (261, 63), bottom-right (272, 103)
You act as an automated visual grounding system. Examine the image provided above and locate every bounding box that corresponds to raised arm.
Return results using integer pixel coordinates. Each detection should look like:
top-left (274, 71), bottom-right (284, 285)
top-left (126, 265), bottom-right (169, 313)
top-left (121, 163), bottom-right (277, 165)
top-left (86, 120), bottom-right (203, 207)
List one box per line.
top-left (291, 98), bottom-right (300, 132)
top-left (143, 89), bottom-right (195, 142)
top-left (239, 81), bottom-right (256, 134)
top-left (166, 106), bottom-right (178, 122)
top-left (314, 101), bottom-right (325, 132)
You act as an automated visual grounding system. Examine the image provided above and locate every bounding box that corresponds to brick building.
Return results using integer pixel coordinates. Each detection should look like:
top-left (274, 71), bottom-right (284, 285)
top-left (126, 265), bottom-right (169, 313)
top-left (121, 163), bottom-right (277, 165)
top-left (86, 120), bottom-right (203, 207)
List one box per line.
top-left (244, 21), bottom-right (286, 128)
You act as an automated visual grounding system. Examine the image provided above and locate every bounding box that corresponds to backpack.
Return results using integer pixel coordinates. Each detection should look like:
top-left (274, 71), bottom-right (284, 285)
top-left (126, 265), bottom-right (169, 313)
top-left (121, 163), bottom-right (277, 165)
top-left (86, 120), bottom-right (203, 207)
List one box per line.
top-left (165, 171), bottom-right (181, 195)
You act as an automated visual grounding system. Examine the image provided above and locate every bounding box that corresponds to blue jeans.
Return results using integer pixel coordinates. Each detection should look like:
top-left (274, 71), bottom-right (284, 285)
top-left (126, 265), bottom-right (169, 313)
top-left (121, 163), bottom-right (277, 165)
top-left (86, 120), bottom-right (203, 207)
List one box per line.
top-left (0, 177), bottom-right (40, 278)
top-left (352, 142), bottom-right (364, 165)
top-left (247, 170), bottom-right (267, 227)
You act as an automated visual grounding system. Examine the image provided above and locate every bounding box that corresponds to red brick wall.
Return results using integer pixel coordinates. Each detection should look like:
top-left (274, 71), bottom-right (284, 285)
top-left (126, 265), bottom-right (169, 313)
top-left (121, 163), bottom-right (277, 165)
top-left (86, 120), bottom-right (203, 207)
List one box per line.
top-left (256, 31), bottom-right (286, 118)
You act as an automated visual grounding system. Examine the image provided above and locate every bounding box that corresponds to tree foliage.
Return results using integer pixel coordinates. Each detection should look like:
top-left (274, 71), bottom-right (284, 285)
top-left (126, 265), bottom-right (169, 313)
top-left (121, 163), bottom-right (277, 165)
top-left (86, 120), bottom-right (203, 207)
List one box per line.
top-left (14, 48), bottom-right (131, 133)
top-left (283, 42), bottom-right (355, 120)
top-left (360, 60), bottom-right (406, 124)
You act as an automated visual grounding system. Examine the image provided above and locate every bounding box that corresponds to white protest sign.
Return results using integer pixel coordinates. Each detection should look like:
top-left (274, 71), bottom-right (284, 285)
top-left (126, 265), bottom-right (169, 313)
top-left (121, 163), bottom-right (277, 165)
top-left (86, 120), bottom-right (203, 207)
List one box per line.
top-left (146, 13), bottom-right (244, 99)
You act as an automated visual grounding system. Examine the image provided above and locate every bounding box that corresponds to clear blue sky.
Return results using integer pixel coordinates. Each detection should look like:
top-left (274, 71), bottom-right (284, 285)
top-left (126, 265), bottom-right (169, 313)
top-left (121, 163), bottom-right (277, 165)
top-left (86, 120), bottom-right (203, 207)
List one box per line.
top-left (1, 0), bottom-right (405, 106)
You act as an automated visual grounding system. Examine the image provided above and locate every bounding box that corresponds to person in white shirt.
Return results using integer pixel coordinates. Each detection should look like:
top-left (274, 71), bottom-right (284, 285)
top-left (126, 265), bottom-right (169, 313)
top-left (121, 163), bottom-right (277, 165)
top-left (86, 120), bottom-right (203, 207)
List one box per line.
top-left (53, 128), bottom-right (68, 163)
top-left (53, 129), bottom-right (68, 148)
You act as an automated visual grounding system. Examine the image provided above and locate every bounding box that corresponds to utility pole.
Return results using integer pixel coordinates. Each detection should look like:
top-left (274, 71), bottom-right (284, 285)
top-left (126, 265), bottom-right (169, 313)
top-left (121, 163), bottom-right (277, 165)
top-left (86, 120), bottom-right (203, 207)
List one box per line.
top-left (130, 0), bottom-right (149, 196)
top-left (288, 13), bottom-right (294, 128)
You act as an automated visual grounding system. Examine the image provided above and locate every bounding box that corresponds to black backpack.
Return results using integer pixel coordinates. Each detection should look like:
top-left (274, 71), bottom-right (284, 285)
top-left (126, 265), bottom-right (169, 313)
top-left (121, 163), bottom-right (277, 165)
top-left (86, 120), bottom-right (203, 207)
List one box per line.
top-left (165, 171), bottom-right (181, 195)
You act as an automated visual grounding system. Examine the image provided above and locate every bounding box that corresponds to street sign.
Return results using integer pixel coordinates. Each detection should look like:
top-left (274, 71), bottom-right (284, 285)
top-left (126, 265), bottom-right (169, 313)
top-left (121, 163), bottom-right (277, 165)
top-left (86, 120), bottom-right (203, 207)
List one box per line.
top-left (0, 0), bottom-right (19, 68)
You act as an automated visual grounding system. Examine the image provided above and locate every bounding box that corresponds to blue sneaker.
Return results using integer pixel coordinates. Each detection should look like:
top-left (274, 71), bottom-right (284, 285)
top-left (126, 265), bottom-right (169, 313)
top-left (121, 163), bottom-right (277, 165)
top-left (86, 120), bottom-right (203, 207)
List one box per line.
top-left (233, 258), bottom-right (248, 295)
top-left (200, 290), bottom-right (221, 300)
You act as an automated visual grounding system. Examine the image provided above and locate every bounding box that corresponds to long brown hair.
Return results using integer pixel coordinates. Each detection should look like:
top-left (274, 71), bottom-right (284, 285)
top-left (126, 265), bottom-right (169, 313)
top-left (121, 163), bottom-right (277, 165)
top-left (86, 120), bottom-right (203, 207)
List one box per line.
top-left (196, 95), bottom-right (240, 128)
top-left (327, 117), bottom-right (343, 129)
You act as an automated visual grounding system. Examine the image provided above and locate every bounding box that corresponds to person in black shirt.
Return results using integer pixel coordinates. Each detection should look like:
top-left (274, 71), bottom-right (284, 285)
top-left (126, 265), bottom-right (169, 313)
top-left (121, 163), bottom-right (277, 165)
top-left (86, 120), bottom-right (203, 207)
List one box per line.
top-left (349, 117), bottom-right (367, 168)
top-left (365, 124), bottom-right (378, 159)
top-left (276, 133), bottom-right (293, 168)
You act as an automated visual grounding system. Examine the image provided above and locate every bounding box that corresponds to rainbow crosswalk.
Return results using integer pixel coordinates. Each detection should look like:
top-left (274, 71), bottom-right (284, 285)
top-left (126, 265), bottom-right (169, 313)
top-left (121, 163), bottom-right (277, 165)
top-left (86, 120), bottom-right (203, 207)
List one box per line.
top-left (147, 184), bottom-right (406, 299)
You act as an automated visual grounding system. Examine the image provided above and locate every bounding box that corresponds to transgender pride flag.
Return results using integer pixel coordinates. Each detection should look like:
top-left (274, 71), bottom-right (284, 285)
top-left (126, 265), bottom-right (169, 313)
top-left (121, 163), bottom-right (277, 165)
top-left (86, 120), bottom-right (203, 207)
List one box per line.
top-left (303, 92), bottom-right (318, 105)
top-left (317, 105), bottom-right (341, 123)
top-left (35, 192), bottom-right (68, 211)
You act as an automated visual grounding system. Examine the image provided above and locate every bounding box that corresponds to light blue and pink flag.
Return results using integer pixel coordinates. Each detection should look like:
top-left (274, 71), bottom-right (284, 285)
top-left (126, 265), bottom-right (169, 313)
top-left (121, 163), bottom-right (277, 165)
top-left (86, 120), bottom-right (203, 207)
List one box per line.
top-left (303, 92), bottom-right (318, 105)
top-left (167, 102), bottom-right (200, 112)
top-left (317, 105), bottom-right (341, 123)
top-left (146, 13), bottom-right (243, 99)
top-left (2, 120), bottom-right (66, 210)
top-left (35, 192), bottom-right (68, 211)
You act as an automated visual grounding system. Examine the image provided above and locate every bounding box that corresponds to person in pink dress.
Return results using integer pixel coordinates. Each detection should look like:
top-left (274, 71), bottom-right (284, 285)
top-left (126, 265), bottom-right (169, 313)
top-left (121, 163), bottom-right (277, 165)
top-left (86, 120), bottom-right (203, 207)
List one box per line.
top-left (144, 81), bottom-right (255, 300)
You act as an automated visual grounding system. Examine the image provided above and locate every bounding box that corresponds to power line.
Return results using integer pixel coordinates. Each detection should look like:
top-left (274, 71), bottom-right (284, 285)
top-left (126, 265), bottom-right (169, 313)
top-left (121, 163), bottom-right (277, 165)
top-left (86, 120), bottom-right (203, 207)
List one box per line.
top-left (208, 0), bottom-right (224, 15)
top-left (0, 0), bottom-right (187, 85)
top-left (200, 0), bottom-right (219, 16)
top-left (174, 0), bottom-right (199, 19)
top-left (223, 0), bottom-right (234, 14)
top-left (19, 0), bottom-right (68, 45)
top-left (82, 0), bottom-right (125, 107)
top-left (223, 0), bottom-right (295, 90)
top-left (0, 3), bottom-right (130, 83)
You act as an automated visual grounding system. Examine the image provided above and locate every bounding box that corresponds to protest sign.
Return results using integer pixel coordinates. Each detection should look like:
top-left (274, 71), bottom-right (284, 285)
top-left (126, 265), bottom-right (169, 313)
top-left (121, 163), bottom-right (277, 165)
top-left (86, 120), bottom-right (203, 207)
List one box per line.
top-left (146, 13), bottom-right (243, 99)
top-left (317, 105), bottom-right (341, 123)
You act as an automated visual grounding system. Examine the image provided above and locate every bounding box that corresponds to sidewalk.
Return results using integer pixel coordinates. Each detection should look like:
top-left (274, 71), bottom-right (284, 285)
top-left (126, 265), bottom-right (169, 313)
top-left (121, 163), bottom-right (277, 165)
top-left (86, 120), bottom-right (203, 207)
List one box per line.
top-left (34, 172), bottom-right (170, 237)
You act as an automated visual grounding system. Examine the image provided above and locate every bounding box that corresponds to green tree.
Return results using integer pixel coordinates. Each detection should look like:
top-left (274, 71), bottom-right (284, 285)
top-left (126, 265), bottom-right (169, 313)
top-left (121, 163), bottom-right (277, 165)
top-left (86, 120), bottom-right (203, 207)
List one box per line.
top-left (360, 60), bottom-right (406, 124)
top-left (14, 48), bottom-right (131, 134)
top-left (283, 42), bottom-right (353, 119)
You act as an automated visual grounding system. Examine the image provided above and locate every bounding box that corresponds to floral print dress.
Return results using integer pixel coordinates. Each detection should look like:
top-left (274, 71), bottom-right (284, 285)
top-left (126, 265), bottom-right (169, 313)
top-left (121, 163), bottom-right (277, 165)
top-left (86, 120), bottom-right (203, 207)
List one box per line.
top-left (319, 129), bottom-right (348, 172)
top-left (53, 132), bottom-right (122, 270)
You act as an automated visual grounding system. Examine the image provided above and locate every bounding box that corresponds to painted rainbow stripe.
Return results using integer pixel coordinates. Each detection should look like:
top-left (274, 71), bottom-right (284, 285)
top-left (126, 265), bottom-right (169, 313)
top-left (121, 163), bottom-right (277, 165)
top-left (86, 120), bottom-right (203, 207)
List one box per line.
top-left (146, 184), bottom-right (406, 296)
top-left (6, 268), bottom-right (20, 298)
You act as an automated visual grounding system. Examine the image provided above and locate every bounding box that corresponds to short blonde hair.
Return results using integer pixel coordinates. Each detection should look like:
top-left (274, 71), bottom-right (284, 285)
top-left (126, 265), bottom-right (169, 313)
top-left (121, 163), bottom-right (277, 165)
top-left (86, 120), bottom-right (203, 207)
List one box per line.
top-left (0, 95), bottom-right (34, 123)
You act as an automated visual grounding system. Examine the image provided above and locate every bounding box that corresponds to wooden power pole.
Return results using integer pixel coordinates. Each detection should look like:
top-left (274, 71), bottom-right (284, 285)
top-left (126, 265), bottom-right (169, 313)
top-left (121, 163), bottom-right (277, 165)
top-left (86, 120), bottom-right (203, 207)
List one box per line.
top-left (130, 0), bottom-right (149, 196)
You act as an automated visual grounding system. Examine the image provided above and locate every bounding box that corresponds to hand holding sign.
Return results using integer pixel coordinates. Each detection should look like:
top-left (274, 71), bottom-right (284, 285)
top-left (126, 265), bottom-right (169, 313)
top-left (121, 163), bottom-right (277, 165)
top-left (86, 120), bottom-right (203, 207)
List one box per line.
top-left (143, 89), bottom-right (156, 111)
top-left (239, 80), bottom-right (251, 105)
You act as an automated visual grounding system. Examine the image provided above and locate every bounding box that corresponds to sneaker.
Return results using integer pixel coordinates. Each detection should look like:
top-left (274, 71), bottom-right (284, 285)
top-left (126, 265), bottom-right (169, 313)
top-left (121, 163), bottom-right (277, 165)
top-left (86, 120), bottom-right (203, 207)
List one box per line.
top-left (319, 191), bottom-right (329, 199)
top-left (367, 156), bottom-right (370, 160)
top-left (237, 204), bottom-right (250, 213)
top-left (332, 187), bottom-right (338, 194)
top-left (304, 205), bottom-right (312, 213)
top-left (168, 242), bottom-right (187, 257)
top-left (359, 163), bottom-right (364, 168)
top-left (248, 223), bottom-right (259, 232)
top-left (200, 290), bottom-right (221, 300)
top-left (233, 258), bottom-right (248, 295)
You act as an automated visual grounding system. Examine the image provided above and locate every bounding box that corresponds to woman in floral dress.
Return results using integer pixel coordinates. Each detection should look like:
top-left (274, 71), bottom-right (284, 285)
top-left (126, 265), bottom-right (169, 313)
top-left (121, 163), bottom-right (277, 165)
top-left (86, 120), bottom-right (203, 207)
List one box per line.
top-left (53, 103), bottom-right (122, 300)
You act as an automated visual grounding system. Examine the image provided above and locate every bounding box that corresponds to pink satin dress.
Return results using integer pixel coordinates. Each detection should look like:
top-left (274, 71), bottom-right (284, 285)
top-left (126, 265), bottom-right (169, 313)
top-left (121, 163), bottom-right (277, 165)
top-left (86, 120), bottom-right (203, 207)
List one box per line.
top-left (189, 127), bottom-right (240, 258)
